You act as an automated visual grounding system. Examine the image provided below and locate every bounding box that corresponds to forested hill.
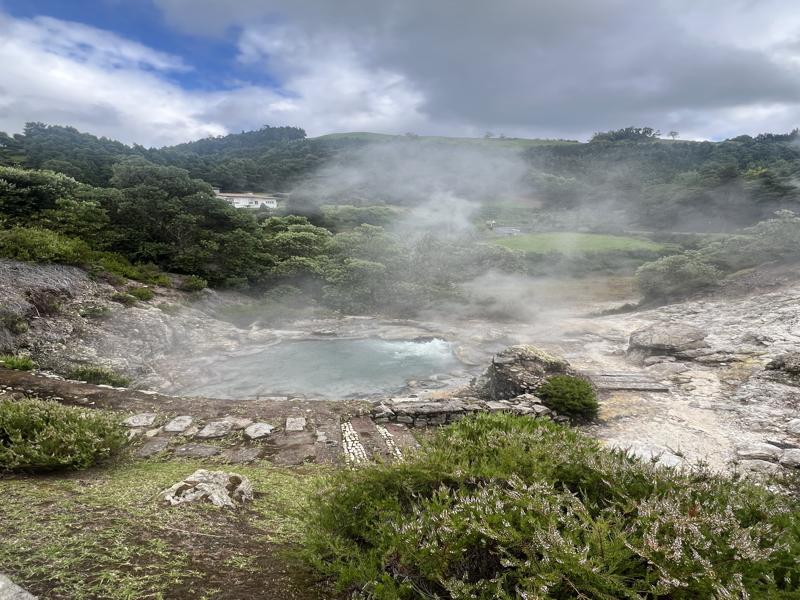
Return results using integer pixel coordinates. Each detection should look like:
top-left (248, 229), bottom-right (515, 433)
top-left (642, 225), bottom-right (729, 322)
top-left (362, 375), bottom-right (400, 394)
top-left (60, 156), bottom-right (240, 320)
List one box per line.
top-left (2, 122), bottom-right (800, 230)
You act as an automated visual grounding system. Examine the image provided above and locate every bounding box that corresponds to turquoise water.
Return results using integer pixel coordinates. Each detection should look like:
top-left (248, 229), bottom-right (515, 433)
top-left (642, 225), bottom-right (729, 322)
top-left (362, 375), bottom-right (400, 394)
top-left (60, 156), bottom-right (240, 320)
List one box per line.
top-left (178, 338), bottom-right (461, 399)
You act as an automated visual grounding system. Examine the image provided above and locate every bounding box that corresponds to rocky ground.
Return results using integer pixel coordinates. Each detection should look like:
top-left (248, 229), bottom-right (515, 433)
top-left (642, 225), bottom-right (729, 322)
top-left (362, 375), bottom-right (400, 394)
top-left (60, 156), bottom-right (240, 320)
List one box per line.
top-left (2, 258), bottom-right (799, 476)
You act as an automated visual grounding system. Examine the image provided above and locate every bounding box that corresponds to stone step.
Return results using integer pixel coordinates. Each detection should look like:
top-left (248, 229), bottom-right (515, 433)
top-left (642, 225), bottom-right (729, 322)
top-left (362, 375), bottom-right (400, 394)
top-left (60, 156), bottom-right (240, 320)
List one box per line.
top-left (584, 371), bottom-right (670, 392)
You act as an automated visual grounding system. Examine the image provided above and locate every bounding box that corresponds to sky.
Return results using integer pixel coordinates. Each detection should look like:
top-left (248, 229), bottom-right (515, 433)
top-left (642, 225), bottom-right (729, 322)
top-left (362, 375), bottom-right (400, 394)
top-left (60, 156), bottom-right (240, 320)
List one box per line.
top-left (0, 0), bottom-right (799, 147)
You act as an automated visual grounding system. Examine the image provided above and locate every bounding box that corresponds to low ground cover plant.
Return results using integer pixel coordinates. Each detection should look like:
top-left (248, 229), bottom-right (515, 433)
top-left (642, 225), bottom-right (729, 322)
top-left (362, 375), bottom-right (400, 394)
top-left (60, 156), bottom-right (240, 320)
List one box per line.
top-left (67, 365), bottom-right (130, 387)
top-left (304, 413), bottom-right (800, 599)
top-left (0, 354), bottom-right (35, 370)
top-left (0, 397), bottom-right (127, 471)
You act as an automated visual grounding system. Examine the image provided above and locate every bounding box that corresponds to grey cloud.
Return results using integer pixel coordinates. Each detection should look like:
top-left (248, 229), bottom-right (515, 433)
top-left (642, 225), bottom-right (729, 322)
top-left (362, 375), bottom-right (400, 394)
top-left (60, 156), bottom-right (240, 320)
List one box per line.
top-left (152, 0), bottom-right (800, 139)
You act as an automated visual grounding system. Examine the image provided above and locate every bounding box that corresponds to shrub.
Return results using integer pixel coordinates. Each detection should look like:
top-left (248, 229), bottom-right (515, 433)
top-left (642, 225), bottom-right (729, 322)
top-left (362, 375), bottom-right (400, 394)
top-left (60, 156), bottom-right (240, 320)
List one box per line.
top-left (78, 304), bottom-right (111, 319)
top-left (178, 275), bottom-right (207, 292)
top-left (88, 253), bottom-right (171, 286)
top-left (67, 366), bottom-right (130, 387)
top-left (0, 397), bottom-right (127, 471)
top-left (537, 374), bottom-right (598, 420)
top-left (0, 310), bottom-right (28, 334)
top-left (0, 227), bottom-right (91, 265)
top-left (636, 251), bottom-right (722, 300)
top-left (0, 354), bottom-right (35, 370)
top-left (304, 414), bottom-right (800, 599)
top-left (111, 292), bottom-right (137, 306)
top-left (127, 286), bottom-right (154, 301)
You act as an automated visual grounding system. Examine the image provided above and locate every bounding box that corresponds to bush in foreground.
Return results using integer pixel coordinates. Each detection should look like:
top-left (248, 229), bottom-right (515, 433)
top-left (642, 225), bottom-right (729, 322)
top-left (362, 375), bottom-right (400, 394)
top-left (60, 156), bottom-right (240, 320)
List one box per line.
top-left (67, 366), bottom-right (130, 387)
top-left (537, 374), bottom-right (598, 420)
top-left (304, 414), bottom-right (800, 599)
top-left (0, 397), bottom-right (127, 471)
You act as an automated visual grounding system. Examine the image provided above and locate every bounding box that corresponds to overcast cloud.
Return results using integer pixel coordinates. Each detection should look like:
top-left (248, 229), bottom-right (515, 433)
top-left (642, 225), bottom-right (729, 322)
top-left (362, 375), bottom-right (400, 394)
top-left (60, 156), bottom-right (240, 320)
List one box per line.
top-left (1, 0), bottom-right (799, 145)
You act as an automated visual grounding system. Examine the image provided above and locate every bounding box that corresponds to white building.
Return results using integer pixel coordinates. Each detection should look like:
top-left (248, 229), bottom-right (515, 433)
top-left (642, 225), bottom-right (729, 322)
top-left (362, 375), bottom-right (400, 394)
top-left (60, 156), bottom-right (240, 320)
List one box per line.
top-left (213, 189), bottom-right (279, 209)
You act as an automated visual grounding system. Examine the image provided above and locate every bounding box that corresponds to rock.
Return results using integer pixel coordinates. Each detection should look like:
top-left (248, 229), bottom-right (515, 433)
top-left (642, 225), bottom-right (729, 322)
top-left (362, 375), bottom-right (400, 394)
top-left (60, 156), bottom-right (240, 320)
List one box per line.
top-left (135, 437), bottom-right (169, 458)
top-left (223, 416), bottom-right (253, 430)
top-left (766, 352), bottom-right (800, 375)
top-left (244, 422), bottom-right (275, 440)
top-left (123, 412), bottom-right (156, 428)
top-left (145, 427), bottom-right (163, 438)
top-left (285, 417), bottom-right (306, 432)
top-left (737, 459), bottom-right (783, 475)
top-left (0, 573), bottom-right (36, 599)
top-left (643, 356), bottom-right (676, 366)
top-left (514, 393), bottom-right (543, 405)
top-left (473, 345), bottom-right (571, 400)
top-left (221, 447), bottom-right (263, 463)
top-left (530, 404), bottom-right (554, 416)
top-left (787, 419), bottom-right (800, 436)
top-left (195, 420), bottom-right (234, 439)
top-left (628, 324), bottom-right (708, 357)
top-left (735, 442), bottom-right (782, 462)
top-left (613, 442), bottom-right (684, 469)
top-left (173, 444), bottom-right (220, 458)
top-left (161, 469), bottom-right (253, 508)
top-left (371, 403), bottom-right (395, 420)
top-left (163, 415), bottom-right (193, 433)
top-left (780, 448), bottom-right (800, 468)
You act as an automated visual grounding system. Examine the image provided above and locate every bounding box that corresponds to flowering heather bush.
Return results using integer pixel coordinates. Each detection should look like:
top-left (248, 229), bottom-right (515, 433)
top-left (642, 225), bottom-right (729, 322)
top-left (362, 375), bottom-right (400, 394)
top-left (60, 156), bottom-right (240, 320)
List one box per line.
top-left (0, 397), bottom-right (127, 472)
top-left (303, 413), bottom-right (800, 599)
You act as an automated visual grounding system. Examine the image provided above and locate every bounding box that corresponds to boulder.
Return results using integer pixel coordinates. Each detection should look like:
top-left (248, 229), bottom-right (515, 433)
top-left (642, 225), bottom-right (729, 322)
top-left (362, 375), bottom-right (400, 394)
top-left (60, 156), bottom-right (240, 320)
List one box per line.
top-left (627, 324), bottom-right (708, 357)
top-left (780, 448), bottom-right (800, 468)
top-left (161, 469), bottom-right (253, 508)
top-left (735, 442), bottom-right (782, 462)
top-left (473, 345), bottom-right (571, 400)
top-left (787, 419), bottom-right (800, 436)
top-left (766, 352), bottom-right (800, 375)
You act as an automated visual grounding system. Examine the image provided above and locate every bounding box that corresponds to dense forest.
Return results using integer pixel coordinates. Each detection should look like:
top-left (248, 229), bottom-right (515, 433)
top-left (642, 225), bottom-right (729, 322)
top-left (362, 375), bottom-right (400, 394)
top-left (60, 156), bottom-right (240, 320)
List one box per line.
top-left (1, 122), bottom-right (800, 314)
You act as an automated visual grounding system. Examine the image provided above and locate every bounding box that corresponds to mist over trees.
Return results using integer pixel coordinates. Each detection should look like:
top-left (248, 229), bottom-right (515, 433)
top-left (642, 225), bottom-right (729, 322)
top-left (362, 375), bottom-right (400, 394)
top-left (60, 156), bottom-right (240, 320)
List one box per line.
top-left (2, 121), bottom-right (800, 312)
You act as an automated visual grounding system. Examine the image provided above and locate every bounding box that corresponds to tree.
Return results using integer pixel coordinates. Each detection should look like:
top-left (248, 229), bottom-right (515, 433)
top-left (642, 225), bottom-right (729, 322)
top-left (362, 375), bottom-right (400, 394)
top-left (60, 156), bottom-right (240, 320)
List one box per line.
top-left (668, 130), bottom-right (679, 140)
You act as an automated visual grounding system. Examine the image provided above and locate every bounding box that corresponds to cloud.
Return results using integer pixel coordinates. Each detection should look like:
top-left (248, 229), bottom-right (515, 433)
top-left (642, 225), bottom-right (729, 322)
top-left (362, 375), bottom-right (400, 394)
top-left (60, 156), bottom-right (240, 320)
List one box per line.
top-left (2, 2), bottom-right (800, 144)
top-left (153, 0), bottom-right (800, 140)
top-left (0, 10), bottom-right (428, 145)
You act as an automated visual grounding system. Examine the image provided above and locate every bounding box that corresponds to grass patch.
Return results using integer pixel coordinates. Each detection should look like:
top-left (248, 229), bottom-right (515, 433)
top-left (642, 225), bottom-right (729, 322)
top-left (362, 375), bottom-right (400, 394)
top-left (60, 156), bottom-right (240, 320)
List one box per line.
top-left (0, 459), bottom-right (327, 599)
top-left (303, 413), bottom-right (800, 599)
top-left (538, 374), bottom-right (598, 421)
top-left (492, 232), bottom-right (666, 254)
top-left (0, 354), bottom-right (35, 370)
top-left (111, 292), bottom-right (137, 306)
top-left (127, 286), bottom-right (154, 301)
top-left (67, 365), bottom-right (130, 387)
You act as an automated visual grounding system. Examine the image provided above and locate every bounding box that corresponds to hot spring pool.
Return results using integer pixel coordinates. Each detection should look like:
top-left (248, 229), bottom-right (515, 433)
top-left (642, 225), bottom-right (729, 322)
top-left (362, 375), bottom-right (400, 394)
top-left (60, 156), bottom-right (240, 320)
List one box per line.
top-left (175, 338), bottom-right (462, 399)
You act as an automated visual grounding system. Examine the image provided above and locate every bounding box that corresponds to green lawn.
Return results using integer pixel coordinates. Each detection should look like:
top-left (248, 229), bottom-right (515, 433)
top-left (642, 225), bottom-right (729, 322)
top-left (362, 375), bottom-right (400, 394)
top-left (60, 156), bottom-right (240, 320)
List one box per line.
top-left (491, 232), bottom-right (666, 254)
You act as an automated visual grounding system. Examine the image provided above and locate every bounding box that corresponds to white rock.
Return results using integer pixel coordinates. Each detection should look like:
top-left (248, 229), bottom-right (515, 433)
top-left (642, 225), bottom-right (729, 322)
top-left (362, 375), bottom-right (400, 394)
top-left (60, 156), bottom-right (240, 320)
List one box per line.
top-left (285, 417), bottom-right (306, 432)
top-left (244, 422), bottom-right (275, 440)
top-left (0, 573), bottom-right (36, 599)
top-left (223, 416), bottom-right (253, 430)
top-left (123, 413), bottom-right (156, 428)
top-left (163, 415), bottom-right (193, 433)
top-left (735, 442), bottom-right (782, 462)
top-left (780, 448), bottom-right (800, 468)
top-left (195, 420), bottom-right (234, 439)
top-left (161, 469), bottom-right (253, 508)
top-left (738, 459), bottom-right (783, 475)
top-left (787, 419), bottom-right (800, 436)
